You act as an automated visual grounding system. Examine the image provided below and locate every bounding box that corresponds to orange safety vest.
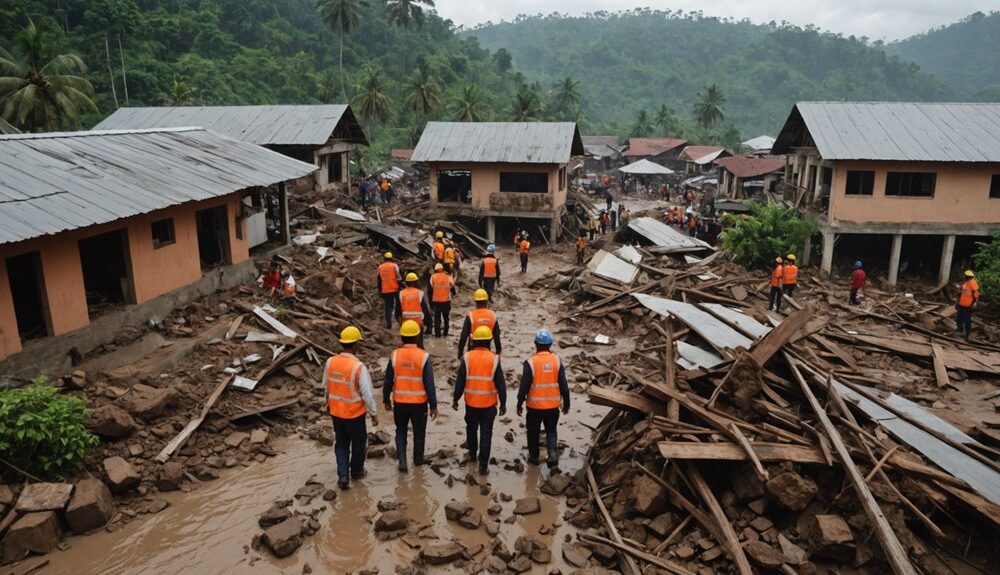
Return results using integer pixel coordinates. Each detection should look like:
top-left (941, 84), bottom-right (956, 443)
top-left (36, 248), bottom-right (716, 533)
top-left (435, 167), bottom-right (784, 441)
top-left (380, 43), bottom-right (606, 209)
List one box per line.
top-left (444, 246), bottom-right (456, 265)
top-left (770, 265), bottom-right (784, 288)
top-left (576, 238), bottom-right (586, 252)
top-left (399, 287), bottom-right (425, 326)
top-left (482, 256), bottom-right (498, 279)
top-left (325, 354), bottom-right (367, 419)
top-left (432, 241), bottom-right (445, 261)
top-left (468, 308), bottom-right (497, 332)
top-left (390, 344), bottom-right (430, 404)
top-left (526, 351), bottom-right (561, 410)
top-left (782, 264), bottom-right (798, 285)
top-left (463, 348), bottom-right (499, 408)
top-left (688, 215), bottom-right (697, 229)
top-left (430, 272), bottom-right (453, 303)
top-left (958, 279), bottom-right (980, 307)
top-left (519, 240), bottom-right (530, 255)
top-left (378, 262), bottom-right (401, 294)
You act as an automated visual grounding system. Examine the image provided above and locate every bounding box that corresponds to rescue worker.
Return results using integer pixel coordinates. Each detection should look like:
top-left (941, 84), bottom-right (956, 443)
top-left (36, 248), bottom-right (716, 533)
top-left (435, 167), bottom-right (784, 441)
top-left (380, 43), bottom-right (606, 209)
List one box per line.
top-left (956, 270), bottom-right (980, 339)
top-left (280, 267), bottom-right (297, 310)
top-left (599, 210), bottom-right (608, 235)
top-left (452, 326), bottom-right (506, 475)
top-left (397, 273), bottom-right (432, 343)
top-left (576, 233), bottom-right (587, 266)
top-left (479, 244), bottom-right (501, 300)
top-left (513, 229), bottom-right (522, 248)
top-left (769, 257), bottom-right (784, 312)
top-left (457, 289), bottom-right (502, 358)
top-left (782, 254), bottom-right (799, 297)
top-left (687, 212), bottom-right (698, 237)
top-left (850, 261), bottom-right (866, 305)
top-left (432, 231), bottom-right (446, 264)
top-left (377, 252), bottom-right (402, 328)
top-left (429, 263), bottom-right (456, 337)
top-left (588, 216), bottom-right (599, 241)
top-left (443, 239), bottom-right (458, 279)
top-left (517, 329), bottom-right (570, 469)
top-left (383, 320), bottom-right (437, 472)
top-left (325, 326), bottom-right (378, 490)
top-left (519, 233), bottom-right (531, 273)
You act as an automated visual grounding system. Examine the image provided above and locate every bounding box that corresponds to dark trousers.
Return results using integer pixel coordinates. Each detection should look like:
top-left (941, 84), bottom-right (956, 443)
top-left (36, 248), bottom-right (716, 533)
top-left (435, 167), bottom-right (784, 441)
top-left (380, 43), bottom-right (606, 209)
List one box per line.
top-left (481, 278), bottom-right (497, 300)
top-left (332, 415), bottom-right (367, 479)
top-left (956, 306), bottom-right (973, 335)
top-left (393, 402), bottom-right (428, 464)
top-left (769, 286), bottom-right (783, 311)
top-left (382, 292), bottom-right (397, 327)
top-left (849, 288), bottom-right (860, 305)
top-left (520, 254), bottom-right (528, 272)
top-left (526, 408), bottom-right (560, 466)
top-left (588, 229), bottom-right (595, 240)
top-left (576, 251), bottom-right (584, 265)
top-left (600, 224), bottom-right (606, 235)
top-left (783, 284), bottom-right (796, 297)
top-left (464, 405), bottom-right (497, 469)
top-left (432, 301), bottom-right (451, 336)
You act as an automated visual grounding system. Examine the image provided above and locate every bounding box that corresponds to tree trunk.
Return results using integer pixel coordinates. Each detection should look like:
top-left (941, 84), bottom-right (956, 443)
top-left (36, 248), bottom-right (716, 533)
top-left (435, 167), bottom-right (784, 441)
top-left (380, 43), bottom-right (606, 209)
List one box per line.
top-left (339, 31), bottom-right (347, 102)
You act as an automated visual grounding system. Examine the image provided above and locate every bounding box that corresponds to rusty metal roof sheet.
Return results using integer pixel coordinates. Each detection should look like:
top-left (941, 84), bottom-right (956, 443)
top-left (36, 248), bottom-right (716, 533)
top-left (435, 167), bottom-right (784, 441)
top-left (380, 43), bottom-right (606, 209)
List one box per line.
top-left (624, 137), bottom-right (687, 157)
top-left (0, 127), bottom-right (317, 245)
top-left (714, 156), bottom-right (786, 178)
top-left (411, 122), bottom-right (584, 164)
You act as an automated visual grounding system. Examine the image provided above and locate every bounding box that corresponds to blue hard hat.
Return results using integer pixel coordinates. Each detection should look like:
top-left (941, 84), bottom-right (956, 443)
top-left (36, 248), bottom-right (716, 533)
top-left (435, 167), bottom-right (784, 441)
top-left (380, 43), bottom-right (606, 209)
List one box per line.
top-left (486, 244), bottom-right (496, 253)
top-left (854, 261), bottom-right (863, 268)
top-left (534, 329), bottom-right (554, 345)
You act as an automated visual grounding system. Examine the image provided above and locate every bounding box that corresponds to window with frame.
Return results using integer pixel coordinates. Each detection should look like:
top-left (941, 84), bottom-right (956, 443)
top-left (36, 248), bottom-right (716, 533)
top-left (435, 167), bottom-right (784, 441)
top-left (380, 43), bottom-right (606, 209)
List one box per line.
top-left (844, 170), bottom-right (874, 196)
top-left (885, 172), bottom-right (935, 197)
top-left (990, 174), bottom-right (1000, 199)
top-left (151, 218), bottom-right (175, 248)
top-left (500, 171), bottom-right (548, 194)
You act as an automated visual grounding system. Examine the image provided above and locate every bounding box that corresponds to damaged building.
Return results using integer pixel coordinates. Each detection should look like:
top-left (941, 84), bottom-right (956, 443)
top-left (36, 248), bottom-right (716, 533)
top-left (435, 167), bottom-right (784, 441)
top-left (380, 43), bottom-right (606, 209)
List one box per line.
top-left (412, 122), bottom-right (584, 242)
top-left (773, 101), bottom-right (1000, 284)
top-left (623, 137), bottom-right (689, 171)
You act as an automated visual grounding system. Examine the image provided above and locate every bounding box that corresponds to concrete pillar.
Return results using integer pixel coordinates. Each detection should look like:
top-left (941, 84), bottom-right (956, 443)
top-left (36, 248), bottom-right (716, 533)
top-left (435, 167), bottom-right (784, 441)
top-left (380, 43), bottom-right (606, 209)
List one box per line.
top-left (550, 215), bottom-right (560, 243)
top-left (820, 230), bottom-right (835, 276)
top-left (938, 234), bottom-right (956, 286)
top-left (887, 233), bottom-right (903, 287)
top-left (802, 234), bottom-right (812, 267)
top-left (486, 216), bottom-right (496, 243)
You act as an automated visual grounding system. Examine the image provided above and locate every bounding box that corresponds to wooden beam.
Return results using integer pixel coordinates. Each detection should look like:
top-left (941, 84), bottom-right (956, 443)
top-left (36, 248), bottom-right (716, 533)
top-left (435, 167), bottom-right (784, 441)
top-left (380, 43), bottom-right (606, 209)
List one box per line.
top-left (657, 441), bottom-right (828, 464)
top-left (588, 385), bottom-right (667, 416)
top-left (578, 533), bottom-right (696, 575)
top-left (683, 463), bottom-right (754, 575)
top-left (730, 423), bottom-right (770, 481)
top-left (154, 375), bottom-right (234, 463)
top-left (750, 307), bottom-right (812, 365)
top-left (586, 465), bottom-right (639, 575)
top-left (931, 343), bottom-right (950, 387)
top-left (664, 318), bottom-right (679, 421)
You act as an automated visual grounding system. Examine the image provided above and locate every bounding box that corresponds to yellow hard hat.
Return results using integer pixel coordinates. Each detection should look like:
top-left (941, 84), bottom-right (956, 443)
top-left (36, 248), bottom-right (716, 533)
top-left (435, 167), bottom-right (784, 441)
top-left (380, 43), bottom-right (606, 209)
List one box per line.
top-left (775, 257), bottom-right (783, 264)
top-left (434, 263), bottom-right (444, 271)
top-left (786, 254), bottom-right (796, 261)
top-left (473, 288), bottom-right (489, 302)
top-left (400, 320), bottom-right (421, 337)
top-left (964, 270), bottom-right (975, 278)
top-left (339, 326), bottom-right (363, 344)
top-left (472, 326), bottom-right (493, 341)
top-left (405, 272), bottom-right (419, 282)
top-left (384, 252), bottom-right (393, 259)
top-left (435, 231), bottom-right (444, 239)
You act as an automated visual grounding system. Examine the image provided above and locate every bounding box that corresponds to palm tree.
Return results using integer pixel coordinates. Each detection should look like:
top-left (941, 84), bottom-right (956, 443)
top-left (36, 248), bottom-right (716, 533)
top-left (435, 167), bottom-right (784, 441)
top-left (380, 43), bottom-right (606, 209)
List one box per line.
top-left (631, 109), bottom-right (652, 137)
top-left (385, 0), bottom-right (436, 28)
top-left (693, 83), bottom-right (726, 129)
top-left (653, 104), bottom-right (678, 136)
top-left (317, 0), bottom-right (368, 101)
top-left (551, 76), bottom-right (580, 117)
top-left (451, 84), bottom-right (483, 122)
top-left (0, 20), bottom-right (96, 132)
top-left (405, 63), bottom-right (441, 116)
top-left (352, 65), bottom-right (392, 123)
top-left (508, 85), bottom-right (541, 122)
top-left (164, 77), bottom-right (197, 106)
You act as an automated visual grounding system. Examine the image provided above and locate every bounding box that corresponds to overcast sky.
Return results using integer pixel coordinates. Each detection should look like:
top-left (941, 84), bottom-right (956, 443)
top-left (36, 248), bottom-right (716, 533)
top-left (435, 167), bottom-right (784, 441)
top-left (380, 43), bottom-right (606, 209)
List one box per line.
top-left (433, 0), bottom-right (993, 42)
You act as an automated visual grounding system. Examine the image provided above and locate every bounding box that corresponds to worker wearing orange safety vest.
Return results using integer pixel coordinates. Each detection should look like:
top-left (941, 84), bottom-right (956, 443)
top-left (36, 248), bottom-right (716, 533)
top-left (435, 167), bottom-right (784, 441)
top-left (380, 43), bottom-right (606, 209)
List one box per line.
top-left (956, 270), bottom-right (980, 339)
top-left (383, 320), bottom-right (437, 472)
top-left (428, 263), bottom-right (456, 337)
top-left (324, 326), bottom-right (378, 490)
top-left (576, 233), bottom-right (587, 266)
top-left (377, 252), bottom-right (402, 328)
top-left (782, 254), bottom-right (799, 297)
top-left (769, 257), bottom-right (784, 312)
top-left (397, 273), bottom-right (432, 343)
top-left (519, 234), bottom-right (531, 273)
top-left (432, 231), bottom-right (446, 264)
top-left (457, 289), bottom-right (502, 359)
top-left (452, 326), bottom-right (506, 475)
top-left (478, 244), bottom-right (500, 300)
top-left (443, 238), bottom-right (459, 279)
top-left (517, 329), bottom-right (570, 469)
top-left (687, 212), bottom-right (698, 237)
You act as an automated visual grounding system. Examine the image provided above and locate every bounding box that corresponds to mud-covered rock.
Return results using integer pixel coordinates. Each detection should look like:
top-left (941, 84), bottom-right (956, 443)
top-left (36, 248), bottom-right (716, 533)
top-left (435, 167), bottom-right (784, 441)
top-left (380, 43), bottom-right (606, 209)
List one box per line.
top-left (65, 479), bottom-right (114, 534)
top-left (103, 456), bottom-right (140, 493)
top-left (87, 404), bottom-right (138, 438)
top-left (1, 511), bottom-right (61, 563)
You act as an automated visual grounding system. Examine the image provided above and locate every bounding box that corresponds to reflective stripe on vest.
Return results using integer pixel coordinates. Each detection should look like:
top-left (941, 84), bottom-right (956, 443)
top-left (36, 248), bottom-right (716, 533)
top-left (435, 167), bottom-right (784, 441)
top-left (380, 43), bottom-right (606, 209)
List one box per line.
top-left (463, 349), bottom-right (499, 408)
top-left (391, 345), bottom-right (429, 404)
top-left (378, 262), bottom-right (401, 294)
top-left (399, 288), bottom-right (424, 325)
top-left (430, 273), bottom-right (452, 303)
top-left (326, 354), bottom-right (366, 419)
top-left (526, 351), bottom-right (561, 410)
top-left (468, 309), bottom-right (496, 332)
top-left (782, 264), bottom-right (798, 285)
top-left (482, 257), bottom-right (498, 278)
top-left (433, 241), bottom-right (445, 260)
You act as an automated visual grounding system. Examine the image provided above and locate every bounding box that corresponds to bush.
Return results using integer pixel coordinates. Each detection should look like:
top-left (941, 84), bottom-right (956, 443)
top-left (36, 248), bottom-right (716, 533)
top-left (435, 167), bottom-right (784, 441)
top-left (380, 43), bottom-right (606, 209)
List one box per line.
top-left (0, 383), bottom-right (100, 480)
top-left (972, 232), bottom-right (1000, 306)
top-left (719, 202), bottom-right (818, 269)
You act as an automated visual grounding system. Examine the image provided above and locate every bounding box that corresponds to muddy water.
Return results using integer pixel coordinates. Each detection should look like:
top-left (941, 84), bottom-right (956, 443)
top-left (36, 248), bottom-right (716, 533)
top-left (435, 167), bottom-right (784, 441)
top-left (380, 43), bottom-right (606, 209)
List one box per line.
top-left (44, 246), bottom-right (627, 574)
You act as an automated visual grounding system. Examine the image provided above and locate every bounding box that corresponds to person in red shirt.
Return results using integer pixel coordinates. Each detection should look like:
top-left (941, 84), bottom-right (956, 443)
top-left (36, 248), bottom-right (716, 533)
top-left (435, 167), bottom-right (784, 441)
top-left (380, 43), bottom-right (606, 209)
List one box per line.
top-left (262, 260), bottom-right (281, 303)
top-left (850, 261), bottom-right (866, 305)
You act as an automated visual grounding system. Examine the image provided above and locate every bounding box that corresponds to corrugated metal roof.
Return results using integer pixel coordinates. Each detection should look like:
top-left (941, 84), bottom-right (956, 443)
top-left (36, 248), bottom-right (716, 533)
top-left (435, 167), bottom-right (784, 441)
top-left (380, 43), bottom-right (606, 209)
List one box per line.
top-left (627, 217), bottom-right (711, 251)
top-left (740, 135), bottom-right (775, 153)
top-left (624, 138), bottom-right (687, 157)
top-left (411, 122), bottom-right (584, 164)
top-left (772, 102), bottom-right (1000, 162)
top-left (679, 146), bottom-right (726, 164)
top-left (714, 156), bottom-right (785, 178)
top-left (619, 159), bottom-right (674, 175)
top-left (94, 105), bottom-right (369, 147)
top-left (0, 127), bottom-right (317, 245)
top-left (588, 249), bottom-right (639, 285)
top-left (0, 118), bottom-right (19, 135)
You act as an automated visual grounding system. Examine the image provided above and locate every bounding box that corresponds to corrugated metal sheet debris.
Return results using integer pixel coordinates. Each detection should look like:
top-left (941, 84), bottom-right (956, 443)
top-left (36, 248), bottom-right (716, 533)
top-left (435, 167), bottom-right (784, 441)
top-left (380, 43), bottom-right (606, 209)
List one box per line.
top-left (627, 217), bottom-right (712, 252)
top-left (634, 293), bottom-right (753, 353)
top-left (588, 250), bottom-right (638, 285)
top-left (411, 122), bottom-right (584, 164)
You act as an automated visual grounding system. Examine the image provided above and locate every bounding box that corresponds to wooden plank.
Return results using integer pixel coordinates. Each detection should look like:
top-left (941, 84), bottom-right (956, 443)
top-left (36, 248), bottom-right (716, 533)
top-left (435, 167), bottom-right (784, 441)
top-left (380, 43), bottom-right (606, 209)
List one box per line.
top-left (225, 314), bottom-right (245, 340)
top-left (658, 441), bottom-right (828, 464)
top-left (664, 318), bottom-right (679, 421)
top-left (811, 334), bottom-right (859, 371)
top-left (252, 306), bottom-right (298, 338)
top-left (228, 399), bottom-right (299, 422)
top-left (931, 343), bottom-right (950, 387)
top-left (154, 375), bottom-right (234, 463)
top-left (701, 303), bottom-right (771, 339)
top-left (588, 386), bottom-right (667, 416)
top-left (578, 533), bottom-right (696, 575)
top-left (730, 423), bottom-right (770, 481)
top-left (586, 466), bottom-right (639, 575)
top-left (683, 463), bottom-right (753, 575)
top-left (749, 307), bottom-right (812, 365)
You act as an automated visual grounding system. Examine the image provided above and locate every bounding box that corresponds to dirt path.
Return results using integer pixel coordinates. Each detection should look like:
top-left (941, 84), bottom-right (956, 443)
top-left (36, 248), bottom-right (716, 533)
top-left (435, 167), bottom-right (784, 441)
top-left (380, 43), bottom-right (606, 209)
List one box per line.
top-left (42, 243), bottom-right (622, 574)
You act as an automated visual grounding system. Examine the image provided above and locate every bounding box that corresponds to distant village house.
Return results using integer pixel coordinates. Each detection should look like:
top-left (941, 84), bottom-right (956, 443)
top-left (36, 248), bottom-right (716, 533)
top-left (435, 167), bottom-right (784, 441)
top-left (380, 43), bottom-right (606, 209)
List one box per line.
top-left (623, 137), bottom-right (688, 170)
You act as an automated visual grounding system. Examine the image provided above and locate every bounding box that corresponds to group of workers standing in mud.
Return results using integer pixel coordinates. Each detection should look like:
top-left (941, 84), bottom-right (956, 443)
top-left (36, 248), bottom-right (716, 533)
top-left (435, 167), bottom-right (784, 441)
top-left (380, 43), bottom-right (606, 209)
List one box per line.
top-left (323, 231), bottom-right (566, 489)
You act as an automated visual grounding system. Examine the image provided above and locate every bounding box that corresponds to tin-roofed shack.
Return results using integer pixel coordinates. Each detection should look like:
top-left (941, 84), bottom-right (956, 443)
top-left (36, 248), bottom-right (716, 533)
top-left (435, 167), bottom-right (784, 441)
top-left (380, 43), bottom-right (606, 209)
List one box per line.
top-left (0, 128), bottom-right (315, 367)
top-left (773, 101), bottom-right (1000, 285)
top-left (412, 122), bottom-right (584, 242)
top-left (623, 137), bottom-right (688, 170)
top-left (95, 105), bottom-right (367, 194)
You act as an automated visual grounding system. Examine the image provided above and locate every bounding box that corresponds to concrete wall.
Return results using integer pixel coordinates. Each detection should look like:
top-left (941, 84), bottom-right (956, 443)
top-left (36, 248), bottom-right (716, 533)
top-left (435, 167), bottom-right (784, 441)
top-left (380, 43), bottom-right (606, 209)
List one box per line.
top-left (830, 161), bottom-right (1000, 225)
top-left (429, 162), bottom-right (566, 213)
top-left (315, 141), bottom-right (353, 190)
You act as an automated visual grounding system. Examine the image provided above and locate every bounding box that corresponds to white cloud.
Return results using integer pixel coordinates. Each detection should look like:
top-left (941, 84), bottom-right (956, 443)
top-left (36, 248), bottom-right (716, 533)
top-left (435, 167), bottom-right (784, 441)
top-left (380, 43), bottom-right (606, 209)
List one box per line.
top-left (433, 0), bottom-right (995, 41)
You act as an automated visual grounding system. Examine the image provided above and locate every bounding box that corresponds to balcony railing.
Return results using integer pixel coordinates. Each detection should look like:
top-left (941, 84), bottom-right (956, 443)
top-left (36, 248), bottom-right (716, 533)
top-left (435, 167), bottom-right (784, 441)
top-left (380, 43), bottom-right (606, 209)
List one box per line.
top-left (489, 192), bottom-right (553, 212)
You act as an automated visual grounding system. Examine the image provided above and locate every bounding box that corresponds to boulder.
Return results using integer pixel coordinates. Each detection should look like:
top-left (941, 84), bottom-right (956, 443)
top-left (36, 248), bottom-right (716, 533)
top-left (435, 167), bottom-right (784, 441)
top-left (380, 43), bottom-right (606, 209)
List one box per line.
top-left (807, 514), bottom-right (855, 562)
top-left (87, 404), bottom-right (138, 439)
top-left (259, 505), bottom-right (293, 528)
top-left (539, 473), bottom-right (571, 496)
top-left (445, 500), bottom-right (472, 521)
top-left (1, 511), bottom-right (61, 563)
top-left (745, 541), bottom-right (789, 569)
top-left (65, 479), bottom-right (114, 534)
top-left (375, 510), bottom-right (409, 532)
top-left (509, 556), bottom-right (533, 572)
top-left (647, 512), bottom-right (679, 538)
top-left (103, 457), bottom-right (141, 493)
top-left (766, 471), bottom-right (818, 511)
top-left (513, 497), bottom-right (540, 515)
top-left (262, 516), bottom-right (307, 558)
top-left (250, 428), bottom-right (269, 444)
top-left (562, 543), bottom-right (590, 568)
top-left (631, 475), bottom-right (667, 517)
top-left (15, 482), bottom-right (73, 512)
top-left (125, 387), bottom-right (177, 421)
top-left (421, 542), bottom-right (466, 565)
top-left (157, 462), bottom-right (185, 492)
top-left (457, 509), bottom-right (482, 530)
top-left (224, 431), bottom-right (250, 448)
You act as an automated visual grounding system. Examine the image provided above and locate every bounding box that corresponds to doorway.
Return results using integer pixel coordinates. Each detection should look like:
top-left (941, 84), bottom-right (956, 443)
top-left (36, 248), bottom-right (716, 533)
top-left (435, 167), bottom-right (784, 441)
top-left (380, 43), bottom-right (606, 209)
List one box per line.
top-left (196, 205), bottom-right (231, 268)
top-left (78, 228), bottom-right (134, 318)
top-left (5, 251), bottom-right (50, 342)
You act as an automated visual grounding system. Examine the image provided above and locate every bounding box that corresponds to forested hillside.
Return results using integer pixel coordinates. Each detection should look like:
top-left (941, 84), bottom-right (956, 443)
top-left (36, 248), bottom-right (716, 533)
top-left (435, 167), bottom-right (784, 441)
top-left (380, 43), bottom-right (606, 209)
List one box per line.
top-left (887, 11), bottom-right (1000, 101)
top-left (469, 10), bottom-right (954, 138)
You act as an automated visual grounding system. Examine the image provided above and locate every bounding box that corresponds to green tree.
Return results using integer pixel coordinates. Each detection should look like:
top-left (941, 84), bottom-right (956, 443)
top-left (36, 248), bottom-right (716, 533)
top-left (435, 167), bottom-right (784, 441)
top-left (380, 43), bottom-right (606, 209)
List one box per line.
top-left (693, 83), bottom-right (726, 129)
top-left (509, 84), bottom-right (542, 121)
top-left (631, 109), bottom-right (652, 137)
top-left (405, 63), bottom-right (441, 116)
top-left (972, 232), bottom-right (1000, 306)
top-left (720, 202), bottom-right (817, 268)
top-left (653, 104), bottom-right (679, 135)
top-left (353, 64), bottom-right (392, 123)
top-left (317, 0), bottom-right (369, 100)
top-left (0, 20), bottom-right (97, 132)
top-left (385, 0), bottom-right (436, 29)
top-left (452, 84), bottom-right (484, 121)
top-left (551, 76), bottom-right (580, 118)
top-left (164, 77), bottom-right (197, 106)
